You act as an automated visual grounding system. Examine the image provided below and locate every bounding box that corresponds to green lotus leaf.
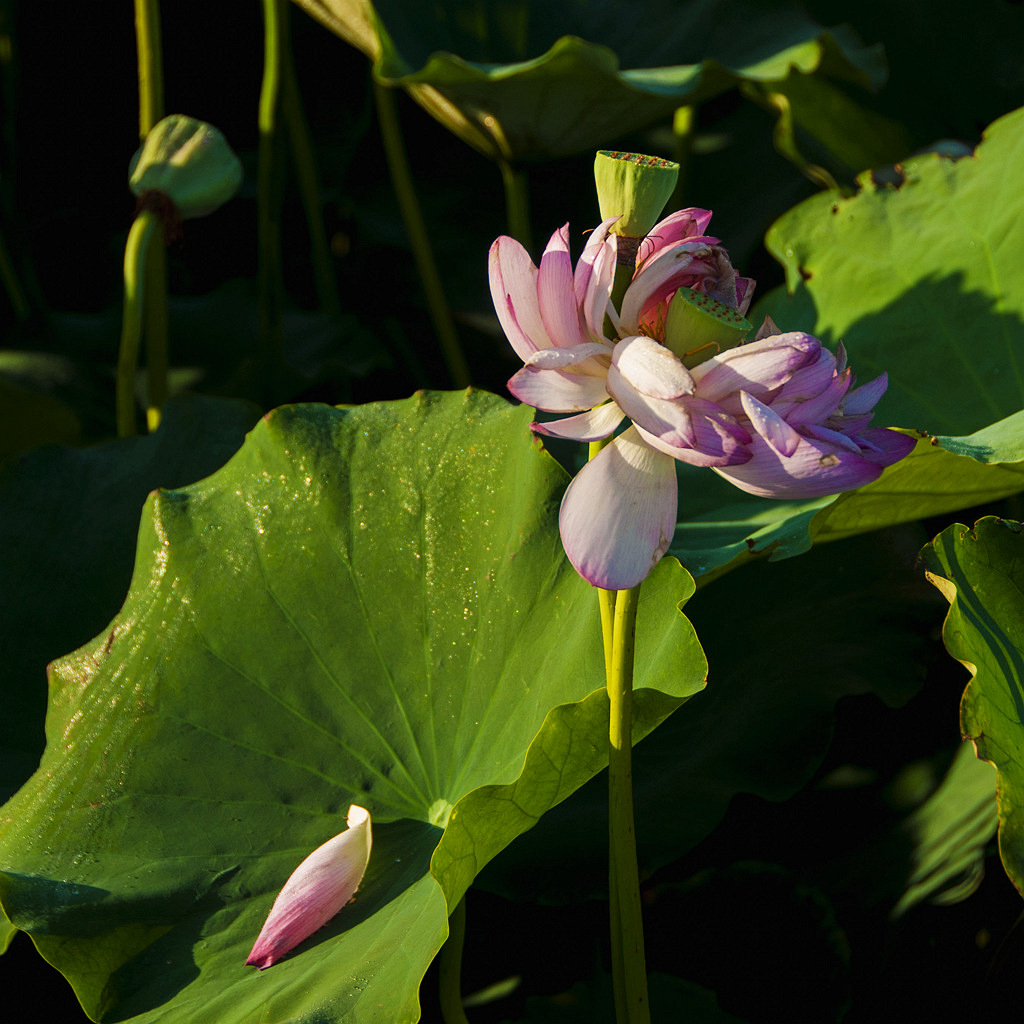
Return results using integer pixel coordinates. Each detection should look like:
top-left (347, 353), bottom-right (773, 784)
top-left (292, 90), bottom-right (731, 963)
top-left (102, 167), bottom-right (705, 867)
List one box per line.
top-left (667, 105), bottom-right (1024, 581)
top-left (295, 0), bottom-right (884, 160)
top-left (921, 517), bottom-right (1024, 897)
top-left (0, 390), bottom-right (705, 1022)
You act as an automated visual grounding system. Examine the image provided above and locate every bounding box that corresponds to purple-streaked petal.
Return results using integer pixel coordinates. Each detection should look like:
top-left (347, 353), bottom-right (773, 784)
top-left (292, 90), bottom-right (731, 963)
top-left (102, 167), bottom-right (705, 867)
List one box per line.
top-left (508, 366), bottom-right (610, 412)
top-left (526, 342), bottom-right (612, 369)
top-left (559, 426), bottom-right (678, 590)
top-left (691, 332), bottom-right (819, 401)
top-left (538, 223), bottom-right (588, 347)
top-left (784, 368), bottom-right (851, 426)
top-left (611, 335), bottom-right (694, 399)
top-left (857, 427), bottom-right (918, 462)
top-left (740, 390), bottom-right (802, 457)
top-left (802, 421), bottom-right (865, 454)
top-left (843, 372), bottom-right (888, 415)
top-left (489, 236), bottom-right (549, 360)
top-left (246, 805), bottom-right (372, 970)
top-left (713, 433), bottom-right (888, 499)
top-left (633, 421), bottom-right (748, 468)
top-left (532, 402), bottom-right (626, 441)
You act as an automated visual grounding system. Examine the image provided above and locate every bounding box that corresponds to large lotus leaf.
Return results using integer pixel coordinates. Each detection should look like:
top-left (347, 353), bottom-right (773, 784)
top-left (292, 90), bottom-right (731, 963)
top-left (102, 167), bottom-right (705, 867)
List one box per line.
top-left (921, 517), bottom-right (1024, 898)
top-left (759, 104), bottom-right (1024, 439)
top-left (0, 390), bottom-right (705, 1022)
top-left (0, 393), bottom-right (262, 804)
top-left (295, 0), bottom-right (884, 160)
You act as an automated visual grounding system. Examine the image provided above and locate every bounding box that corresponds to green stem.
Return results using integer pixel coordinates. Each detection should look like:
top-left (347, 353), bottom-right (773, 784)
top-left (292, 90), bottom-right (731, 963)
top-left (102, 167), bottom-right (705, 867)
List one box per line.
top-left (499, 159), bottom-right (532, 256)
top-left (607, 584), bottom-right (649, 1024)
top-left (134, 0), bottom-right (167, 432)
top-left (280, 10), bottom-right (340, 317)
top-left (134, 0), bottom-right (164, 139)
top-left (668, 105), bottom-right (695, 213)
top-left (375, 80), bottom-right (470, 389)
top-left (438, 897), bottom-right (471, 1024)
top-left (258, 0), bottom-right (286, 400)
top-left (117, 210), bottom-right (160, 437)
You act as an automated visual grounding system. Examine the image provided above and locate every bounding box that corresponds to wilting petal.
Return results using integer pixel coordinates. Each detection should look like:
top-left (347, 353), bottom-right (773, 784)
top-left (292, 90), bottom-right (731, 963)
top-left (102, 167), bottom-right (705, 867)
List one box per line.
top-left (637, 208), bottom-right (715, 265)
top-left (246, 805), bottom-right (372, 970)
top-left (532, 402), bottom-right (625, 441)
top-left (559, 426), bottom-right (678, 590)
top-left (619, 243), bottom-right (708, 332)
top-left (784, 369), bottom-right (851, 426)
top-left (634, 401), bottom-right (751, 468)
top-left (489, 236), bottom-right (550, 360)
top-left (508, 366), bottom-right (610, 412)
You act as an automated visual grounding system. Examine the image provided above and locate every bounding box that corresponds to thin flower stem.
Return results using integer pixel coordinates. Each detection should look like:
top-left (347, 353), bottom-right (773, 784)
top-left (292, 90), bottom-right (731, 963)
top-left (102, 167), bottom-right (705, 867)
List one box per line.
top-left (280, 15), bottom-right (340, 317)
top-left (374, 80), bottom-right (471, 389)
top-left (668, 105), bottom-right (695, 213)
top-left (438, 897), bottom-right (471, 1024)
top-left (607, 584), bottom-right (649, 1024)
top-left (499, 158), bottom-right (532, 257)
top-left (134, 0), bottom-right (168, 432)
top-left (117, 210), bottom-right (160, 437)
top-left (258, 0), bottom-right (286, 400)
top-left (134, 0), bottom-right (163, 139)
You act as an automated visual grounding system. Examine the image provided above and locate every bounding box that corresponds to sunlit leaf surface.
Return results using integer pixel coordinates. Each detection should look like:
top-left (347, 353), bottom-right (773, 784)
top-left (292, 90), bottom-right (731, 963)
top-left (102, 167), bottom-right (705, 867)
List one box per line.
top-left (922, 517), bottom-right (1024, 897)
top-left (0, 391), bottom-right (705, 1022)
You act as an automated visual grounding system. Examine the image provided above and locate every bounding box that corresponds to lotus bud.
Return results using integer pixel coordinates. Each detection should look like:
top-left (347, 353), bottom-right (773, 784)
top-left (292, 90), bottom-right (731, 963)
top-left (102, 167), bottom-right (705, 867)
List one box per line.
top-left (246, 804), bottom-right (372, 970)
top-left (594, 150), bottom-right (679, 242)
top-left (129, 114), bottom-right (243, 220)
top-left (664, 287), bottom-right (752, 366)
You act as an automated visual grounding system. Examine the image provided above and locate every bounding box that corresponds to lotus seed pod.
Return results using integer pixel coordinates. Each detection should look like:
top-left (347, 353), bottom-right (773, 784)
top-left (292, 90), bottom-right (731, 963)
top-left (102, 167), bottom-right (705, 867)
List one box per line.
top-left (129, 114), bottom-right (243, 219)
top-left (594, 150), bottom-right (679, 239)
top-left (663, 286), bottom-right (752, 366)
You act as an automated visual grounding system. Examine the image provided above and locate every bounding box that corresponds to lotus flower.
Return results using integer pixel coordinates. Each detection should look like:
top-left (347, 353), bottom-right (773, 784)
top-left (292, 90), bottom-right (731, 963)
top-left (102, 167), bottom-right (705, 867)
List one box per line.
top-left (489, 216), bottom-right (915, 590)
top-left (246, 804), bottom-right (372, 969)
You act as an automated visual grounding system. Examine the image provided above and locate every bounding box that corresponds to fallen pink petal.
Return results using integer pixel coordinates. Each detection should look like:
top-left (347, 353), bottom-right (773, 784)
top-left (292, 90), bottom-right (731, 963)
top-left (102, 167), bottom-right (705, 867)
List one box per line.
top-left (246, 805), bottom-right (372, 970)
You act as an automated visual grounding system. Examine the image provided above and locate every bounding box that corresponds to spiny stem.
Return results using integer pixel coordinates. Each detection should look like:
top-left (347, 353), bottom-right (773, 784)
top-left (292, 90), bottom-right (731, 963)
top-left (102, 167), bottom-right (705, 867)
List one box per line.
top-left (375, 80), bottom-right (470, 389)
top-left (117, 210), bottom-right (160, 437)
top-left (438, 897), bottom-right (471, 1024)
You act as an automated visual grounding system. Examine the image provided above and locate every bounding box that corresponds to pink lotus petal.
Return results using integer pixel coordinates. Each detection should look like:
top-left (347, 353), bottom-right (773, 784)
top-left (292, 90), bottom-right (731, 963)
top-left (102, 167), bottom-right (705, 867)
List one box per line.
top-left (637, 209), bottom-right (715, 265)
top-left (526, 342), bottom-right (612, 369)
top-left (532, 402), bottom-right (625, 441)
top-left (740, 391), bottom-right (802, 457)
top-left (488, 236), bottom-right (550, 361)
top-left (559, 426), bottom-right (678, 589)
top-left (246, 805), bottom-right (372, 970)
top-left (575, 217), bottom-right (619, 331)
top-left (508, 365), bottom-right (611, 412)
top-left (538, 224), bottom-right (588, 347)
top-left (607, 363), bottom-right (696, 448)
top-left (619, 243), bottom-right (708, 332)
top-left (691, 332), bottom-right (819, 401)
top-left (611, 336), bottom-right (695, 400)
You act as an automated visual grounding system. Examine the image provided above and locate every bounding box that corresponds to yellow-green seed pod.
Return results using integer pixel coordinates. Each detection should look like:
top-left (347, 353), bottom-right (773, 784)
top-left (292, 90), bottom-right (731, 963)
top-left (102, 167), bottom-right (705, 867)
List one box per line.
top-left (663, 287), bottom-right (751, 366)
top-left (594, 150), bottom-right (679, 238)
top-left (129, 114), bottom-right (243, 219)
